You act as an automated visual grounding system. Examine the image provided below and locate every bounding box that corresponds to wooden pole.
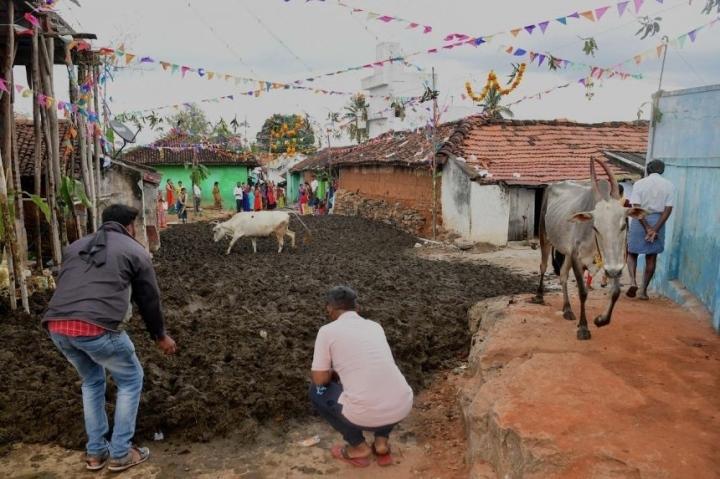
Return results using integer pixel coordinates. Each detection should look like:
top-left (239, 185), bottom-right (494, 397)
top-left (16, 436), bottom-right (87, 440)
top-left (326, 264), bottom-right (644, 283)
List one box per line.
top-left (68, 63), bottom-right (86, 238)
top-left (31, 29), bottom-right (43, 271)
top-left (431, 67), bottom-right (438, 241)
top-left (92, 62), bottom-right (102, 228)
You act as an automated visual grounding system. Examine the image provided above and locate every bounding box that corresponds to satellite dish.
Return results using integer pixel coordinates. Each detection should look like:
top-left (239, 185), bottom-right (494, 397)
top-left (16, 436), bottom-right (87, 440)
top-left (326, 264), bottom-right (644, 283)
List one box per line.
top-left (110, 120), bottom-right (138, 144)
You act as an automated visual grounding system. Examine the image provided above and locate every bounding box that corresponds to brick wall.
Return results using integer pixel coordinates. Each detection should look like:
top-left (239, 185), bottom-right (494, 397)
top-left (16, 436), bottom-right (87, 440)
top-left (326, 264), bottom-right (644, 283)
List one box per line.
top-left (335, 165), bottom-right (441, 236)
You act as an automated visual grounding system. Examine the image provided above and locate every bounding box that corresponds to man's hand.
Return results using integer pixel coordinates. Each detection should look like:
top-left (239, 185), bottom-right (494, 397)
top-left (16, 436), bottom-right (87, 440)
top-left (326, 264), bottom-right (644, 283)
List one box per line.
top-left (645, 229), bottom-right (658, 243)
top-left (156, 335), bottom-right (177, 355)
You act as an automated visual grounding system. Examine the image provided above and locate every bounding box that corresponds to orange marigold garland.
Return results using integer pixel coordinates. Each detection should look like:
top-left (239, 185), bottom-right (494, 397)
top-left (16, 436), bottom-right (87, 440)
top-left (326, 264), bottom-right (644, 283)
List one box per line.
top-left (466, 63), bottom-right (526, 102)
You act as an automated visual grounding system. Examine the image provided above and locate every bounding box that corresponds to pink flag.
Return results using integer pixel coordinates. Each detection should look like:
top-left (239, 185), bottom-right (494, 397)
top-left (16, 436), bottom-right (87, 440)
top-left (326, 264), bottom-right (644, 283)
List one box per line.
top-left (595, 6), bottom-right (610, 20)
top-left (15, 84), bottom-right (24, 94)
top-left (0, 78), bottom-right (7, 93)
top-left (181, 66), bottom-right (191, 77)
top-left (617, 1), bottom-right (630, 16)
top-left (24, 12), bottom-right (40, 28)
top-left (538, 21), bottom-right (550, 33)
top-left (377, 15), bottom-right (394, 23)
top-left (633, 0), bottom-right (644, 13)
top-left (407, 22), bottom-right (419, 29)
top-left (423, 25), bottom-right (432, 34)
top-left (427, 48), bottom-right (438, 53)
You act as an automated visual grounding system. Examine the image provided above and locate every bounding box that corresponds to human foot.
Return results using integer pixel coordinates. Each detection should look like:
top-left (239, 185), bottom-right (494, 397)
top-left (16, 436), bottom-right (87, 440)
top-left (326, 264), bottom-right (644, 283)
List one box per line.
top-left (108, 446), bottom-right (150, 472)
top-left (638, 290), bottom-right (649, 300)
top-left (372, 438), bottom-right (393, 467)
top-left (626, 285), bottom-right (638, 298)
top-left (331, 444), bottom-right (371, 468)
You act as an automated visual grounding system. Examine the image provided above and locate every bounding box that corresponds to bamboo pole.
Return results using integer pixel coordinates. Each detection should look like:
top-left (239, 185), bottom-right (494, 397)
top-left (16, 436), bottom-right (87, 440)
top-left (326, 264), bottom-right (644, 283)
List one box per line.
top-left (39, 105), bottom-right (61, 266)
top-left (67, 63), bottom-right (86, 239)
top-left (92, 62), bottom-right (102, 228)
top-left (31, 28), bottom-right (43, 271)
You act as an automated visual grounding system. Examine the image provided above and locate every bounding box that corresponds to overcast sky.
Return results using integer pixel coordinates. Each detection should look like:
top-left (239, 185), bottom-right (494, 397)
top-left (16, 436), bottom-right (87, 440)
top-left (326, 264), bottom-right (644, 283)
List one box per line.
top-left (13, 0), bottom-right (720, 145)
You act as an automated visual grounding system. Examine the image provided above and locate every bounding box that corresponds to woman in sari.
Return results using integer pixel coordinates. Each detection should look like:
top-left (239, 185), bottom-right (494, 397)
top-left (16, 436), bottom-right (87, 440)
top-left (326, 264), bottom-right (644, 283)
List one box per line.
top-left (276, 185), bottom-right (286, 209)
top-left (267, 182), bottom-right (277, 210)
top-left (254, 186), bottom-right (263, 211)
top-left (177, 187), bottom-right (188, 224)
top-left (212, 182), bottom-right (222, 209)
top-left (165, 179), bottom-right (175, 214)
top-left (157, 191), bottom-right (167, 229)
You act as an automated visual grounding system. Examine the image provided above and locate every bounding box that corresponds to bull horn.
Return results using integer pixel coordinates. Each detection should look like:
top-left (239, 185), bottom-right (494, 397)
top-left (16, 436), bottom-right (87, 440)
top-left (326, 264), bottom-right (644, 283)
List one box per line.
top-left (593, 157), bottom-right (620, 199)
top-left (209, 220), bottom-right (220, 225)
top-left (589, 158), bottom-right (602, 200)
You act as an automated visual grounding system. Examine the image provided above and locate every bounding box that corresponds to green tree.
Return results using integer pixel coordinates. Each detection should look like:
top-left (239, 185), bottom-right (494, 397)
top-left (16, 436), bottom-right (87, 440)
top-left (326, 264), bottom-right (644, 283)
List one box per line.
top-left (166, 104), bottom-right (211, 140)
top-left (479, 87), bottom-right (514, 120)
top-left (343, 93), bottom-right (369, 144)
top-left (256, 114), bottom-right (316, 154)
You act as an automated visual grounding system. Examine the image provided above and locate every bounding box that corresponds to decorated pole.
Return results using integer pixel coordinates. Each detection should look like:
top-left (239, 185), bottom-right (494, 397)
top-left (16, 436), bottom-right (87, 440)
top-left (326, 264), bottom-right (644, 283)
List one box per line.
top-left (431, 67), bottom-right (438, 241)
top-left (31, 28), bottom-right (44, 272)
top-left (92, 61), bottom-right (102, 231)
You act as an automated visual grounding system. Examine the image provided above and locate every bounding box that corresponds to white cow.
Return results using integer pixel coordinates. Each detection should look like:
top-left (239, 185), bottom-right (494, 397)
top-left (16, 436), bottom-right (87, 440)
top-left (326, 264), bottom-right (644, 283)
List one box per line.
top-left (212, 211), bottom-right (308, 255)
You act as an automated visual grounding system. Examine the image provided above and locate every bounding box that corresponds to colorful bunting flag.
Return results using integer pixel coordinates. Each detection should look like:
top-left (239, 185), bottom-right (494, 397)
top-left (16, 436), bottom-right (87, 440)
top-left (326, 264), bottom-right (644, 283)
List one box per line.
top-left (595, 6), bottom-right (611, 20)
top-left (633, 0), bottom-right (644, 13)
top-left (580, 11), bottom-right (595, 21)
top-left (617, 1), bottom-right (630, 16)
top-left (538, 21), bottom-right (550, 33)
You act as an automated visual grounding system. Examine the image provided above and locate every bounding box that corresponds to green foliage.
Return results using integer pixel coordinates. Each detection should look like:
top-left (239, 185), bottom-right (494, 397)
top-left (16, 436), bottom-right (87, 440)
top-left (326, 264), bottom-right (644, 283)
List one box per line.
top-left (25, 193), bottom-right (51, 224)
top-left (59, 176), bottom-right (92, 214)
top-left (480, 87), bottom-right (514, 120)
top-left (185, 163), bottom-right (210, 187)
top-left (548, 55), bottom-right (561, 71)
top-left (390, 98), bottom-right (407, 120)
top-left (581, 37), bottom-right (599, 57)
top-left (636, 16), bottom-right (662, 39)
top-left (256, 114), bottom-right (316, 154)
top-left (166, 104), bottom-right (211, 140)
top-left (343, 93), bottom-right (369, 144)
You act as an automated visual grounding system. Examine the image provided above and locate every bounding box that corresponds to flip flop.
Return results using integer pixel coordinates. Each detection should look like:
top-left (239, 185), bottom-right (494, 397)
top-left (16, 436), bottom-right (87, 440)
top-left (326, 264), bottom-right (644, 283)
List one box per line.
top-left (626, 286), bottom-right (638, 298)
top-left (107, 446), bottom-right (150, 472)
top-left (372, 444), bottom-right (394, 467)
top-left (85, 451), bottom-right (109, 471)
top-left (330, 445), bottom-right (371, 468)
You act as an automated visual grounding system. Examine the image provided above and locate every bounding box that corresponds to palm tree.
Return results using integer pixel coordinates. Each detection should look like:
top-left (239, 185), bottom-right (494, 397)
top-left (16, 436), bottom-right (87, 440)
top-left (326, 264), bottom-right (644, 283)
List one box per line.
top-left (343, 94), bottom-right (369, 144)
top-left (480, 87), bottom-right (514, 120)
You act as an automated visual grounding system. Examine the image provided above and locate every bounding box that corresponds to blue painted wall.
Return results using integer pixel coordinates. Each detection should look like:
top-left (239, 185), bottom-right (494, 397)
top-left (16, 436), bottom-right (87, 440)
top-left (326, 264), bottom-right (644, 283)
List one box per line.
top-left (649, 84), bottom-right (720, 331)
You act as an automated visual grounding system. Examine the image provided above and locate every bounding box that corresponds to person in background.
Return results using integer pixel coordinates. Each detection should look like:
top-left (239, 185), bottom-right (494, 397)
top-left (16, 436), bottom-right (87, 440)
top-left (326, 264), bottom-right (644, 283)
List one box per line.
top-left (627, 160), bottom-right (674, 300)
top-left (43, 204), bottom-right (177, 472)
top-left (165, 179), bottom-right (175, 214)
top-left (310, 176), bottom-right (319, 208)
top-left (299, 183), bottom-right (309, 215)
top-left (212, 182), bottom-right (223, 210)
top-left (192, 183), bottom-right (202, 214)
top-left (246, 186), bottom-right (255, 214)
top-left (619, 184), bottom-right (631, 208)
top-left (277, 185), bottom-right (286, 209)
top-left (310, 286), bottom-right (413, 468)
top-left (254, 186), bottom-right (263, 211)
top-left (242, 183), bottom-right (251, 212)
top-left (175, 181), bottom-right (184, 213)
top-left (234, 182), bottom-right (244, 213)
top-left (260, 183), bottom-right (268, 210)
top-left (177, 187), bottom-right (188, 224)
top-left (156, 191), bottom-right (167, 229)
top-left (267, 181), bottom-right (277, 210)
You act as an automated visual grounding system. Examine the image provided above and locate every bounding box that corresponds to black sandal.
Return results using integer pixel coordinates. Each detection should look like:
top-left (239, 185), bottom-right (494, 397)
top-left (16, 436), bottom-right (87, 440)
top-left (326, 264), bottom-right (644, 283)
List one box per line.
top-left (108, 446), bottom-right (150, 472)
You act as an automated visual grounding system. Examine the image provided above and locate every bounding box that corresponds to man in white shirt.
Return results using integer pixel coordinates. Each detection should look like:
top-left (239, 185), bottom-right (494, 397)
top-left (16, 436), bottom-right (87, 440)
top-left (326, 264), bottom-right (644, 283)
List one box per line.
top-left (626, 160), bottom-right (674, 300)
top-left (310, 177), bottom-right (319, 207)
top-left (192, 183), bottom-right (202, 214)
top-left (310, 286), bottom-right (413, 468)
top-left (233, 182), bottom-right (244, 212)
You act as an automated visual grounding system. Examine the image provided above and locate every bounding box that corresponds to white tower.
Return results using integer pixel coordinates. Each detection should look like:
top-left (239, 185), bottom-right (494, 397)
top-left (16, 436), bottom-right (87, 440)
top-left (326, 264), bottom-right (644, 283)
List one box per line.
top-left (362, 42), bottom-right (432, 138)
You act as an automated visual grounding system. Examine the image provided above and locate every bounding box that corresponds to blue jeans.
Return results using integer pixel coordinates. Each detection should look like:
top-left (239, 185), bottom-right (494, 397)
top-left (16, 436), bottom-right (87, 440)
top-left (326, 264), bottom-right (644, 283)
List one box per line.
top-left (309, 381), bottom-right (394, 446)
top-left (50, 331), bottom-right (144, 459)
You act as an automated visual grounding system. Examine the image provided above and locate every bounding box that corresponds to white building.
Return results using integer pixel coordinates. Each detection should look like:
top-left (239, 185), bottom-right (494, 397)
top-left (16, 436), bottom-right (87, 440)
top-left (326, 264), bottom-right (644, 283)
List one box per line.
top-left (361, 42), bottom-right (432, 139)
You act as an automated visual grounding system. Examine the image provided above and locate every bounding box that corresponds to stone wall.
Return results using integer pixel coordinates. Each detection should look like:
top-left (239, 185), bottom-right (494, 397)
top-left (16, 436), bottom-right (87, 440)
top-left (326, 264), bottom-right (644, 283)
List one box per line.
top-left (332, 189), bottom-right (427, 236)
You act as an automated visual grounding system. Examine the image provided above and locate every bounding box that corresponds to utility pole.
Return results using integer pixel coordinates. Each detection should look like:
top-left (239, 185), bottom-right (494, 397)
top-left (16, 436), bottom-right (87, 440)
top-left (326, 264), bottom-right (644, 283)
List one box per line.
top-left (431, 67), bottom-right (439, 240)
top-left (647, 36), bottom-right (669, 169)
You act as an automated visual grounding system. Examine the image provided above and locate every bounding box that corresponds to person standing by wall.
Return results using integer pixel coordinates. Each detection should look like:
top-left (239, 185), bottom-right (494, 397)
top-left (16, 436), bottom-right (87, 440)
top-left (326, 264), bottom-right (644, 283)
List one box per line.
top-left (192, 183), bottom-right (202, 214)
top-left (177, 187), bottom-right (188, 224)
top-left (165, 179), bottom-right (175, 214)
top-left (234, 182), bottom-right (244, 213)
top-left (267, 181), bottom-right (277, 210)
top-left (246, 186), bottom-right (255, 214)
top-left (627, 160), bottom-right (674, 300)
top-left (43, 204), bottom-right (177, 472)
top-left (212, 182), bottom-right (223, 210)
top-left (253, 186), bottom-right (263, 212)
top-left (175, 181), bottom-right (184, 213)
top-left (309, 286), bottom-right (413, 468)
top-left (156, 191), bottom-right (167, 229)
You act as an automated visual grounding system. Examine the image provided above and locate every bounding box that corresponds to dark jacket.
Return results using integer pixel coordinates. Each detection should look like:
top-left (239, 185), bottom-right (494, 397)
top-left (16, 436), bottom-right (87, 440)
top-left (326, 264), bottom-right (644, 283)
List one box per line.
top-left (43, 222), bottom-right (165, 340)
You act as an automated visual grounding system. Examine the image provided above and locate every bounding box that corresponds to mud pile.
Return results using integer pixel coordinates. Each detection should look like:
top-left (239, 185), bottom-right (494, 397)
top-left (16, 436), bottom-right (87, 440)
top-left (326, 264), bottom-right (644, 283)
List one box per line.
top-left (0, 216), bottom-right (533, 448)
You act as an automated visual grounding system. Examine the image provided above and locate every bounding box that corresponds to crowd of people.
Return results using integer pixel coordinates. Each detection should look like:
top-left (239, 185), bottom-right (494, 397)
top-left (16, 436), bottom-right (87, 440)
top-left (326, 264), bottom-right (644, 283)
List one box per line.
top-left (157, 176), bottom-right (338, 227)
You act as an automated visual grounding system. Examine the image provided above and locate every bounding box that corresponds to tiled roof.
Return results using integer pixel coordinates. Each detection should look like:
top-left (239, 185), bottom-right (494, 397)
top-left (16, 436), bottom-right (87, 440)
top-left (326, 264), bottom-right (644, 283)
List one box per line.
top-left (123, 132), bottom-right (259, 167)
top-left (440, 118), bottom-right (648, 185)
top-left (294, 123), bottom-right (459, 172)
top-left (16, 119), bottom-right (79, 177)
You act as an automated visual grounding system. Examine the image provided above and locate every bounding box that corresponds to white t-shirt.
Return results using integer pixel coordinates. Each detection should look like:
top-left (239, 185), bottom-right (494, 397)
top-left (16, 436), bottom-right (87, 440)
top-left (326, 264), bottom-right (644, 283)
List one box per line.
top-left (311, 179), bottom-right (319, 193)
top-left (630, 173), bottom-right (674, 214)
top-left (193, 184), bottom-right (201, 198)
top-left (233, 187), bottom-right (243, 200)
top-left (312, 311), bottom-right (414, 427)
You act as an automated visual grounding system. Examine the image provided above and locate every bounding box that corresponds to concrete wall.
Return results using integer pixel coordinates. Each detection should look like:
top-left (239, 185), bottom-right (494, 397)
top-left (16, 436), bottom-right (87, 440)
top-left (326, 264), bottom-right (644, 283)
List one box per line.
top-left (155, 165), bottom-right (250, 209)
top-left (441, 158), bottom-right (510, 245)
top-left (338, 164), bottom-right (439, 235)
top-left (649, 84), bottom-right (720, 330)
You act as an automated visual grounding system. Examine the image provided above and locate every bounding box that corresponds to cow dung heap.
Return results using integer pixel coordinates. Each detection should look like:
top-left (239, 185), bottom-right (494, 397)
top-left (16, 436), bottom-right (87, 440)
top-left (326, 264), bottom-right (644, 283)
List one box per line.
top-left (0, 215), bottom-right (533, 449)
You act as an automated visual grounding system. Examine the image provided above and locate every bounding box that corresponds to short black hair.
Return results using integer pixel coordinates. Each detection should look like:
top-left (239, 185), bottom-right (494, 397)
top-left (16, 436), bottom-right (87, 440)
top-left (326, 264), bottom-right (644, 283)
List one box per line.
top-left (647, 160), bottom-right (665, 175)
top-left (618, 183), bottom-right (624, 195)
top-left (325, 285), bottom-right (358, 311)
top-left (102, 204), bottom-right (139, 227)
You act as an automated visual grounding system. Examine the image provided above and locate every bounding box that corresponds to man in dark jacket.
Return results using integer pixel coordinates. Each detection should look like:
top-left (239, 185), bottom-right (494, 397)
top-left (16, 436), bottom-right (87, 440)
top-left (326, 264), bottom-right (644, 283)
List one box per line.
top-left (43, 204), bottom-right (177, 472)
